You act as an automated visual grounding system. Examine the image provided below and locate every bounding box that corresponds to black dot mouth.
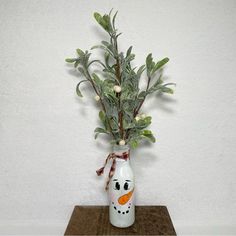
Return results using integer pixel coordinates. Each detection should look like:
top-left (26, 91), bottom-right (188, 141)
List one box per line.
top-left (112, 202), bottom-right (131, 215)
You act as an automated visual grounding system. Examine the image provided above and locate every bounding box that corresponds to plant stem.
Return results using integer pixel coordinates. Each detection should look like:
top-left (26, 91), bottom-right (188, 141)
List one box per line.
top-left (113, 36), bottom-right (124, 140)
top-left (85, 68), bottom-right (116, 139)
top-left (124, 76), bottom-right (152, 140)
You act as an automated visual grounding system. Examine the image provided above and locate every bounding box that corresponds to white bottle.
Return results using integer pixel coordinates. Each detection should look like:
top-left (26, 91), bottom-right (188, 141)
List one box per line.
top-left (109, 145), bottom-right (135, 228)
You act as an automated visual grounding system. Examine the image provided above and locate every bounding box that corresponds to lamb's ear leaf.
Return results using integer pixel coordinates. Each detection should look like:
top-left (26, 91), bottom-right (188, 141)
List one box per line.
top-left (76, 48), bottom-right (84, 56)
top-left (146, 53), bottom-right (153, 76)
top-left (136, 65), bottom-right (146, 79)
top-left (92, 73), bottom-right (103, 91)
top-left (94, 127), bottom-right (107, 133)
top-left (65, 58), bottom-right (77, 63)
top-left (140, 130), bottom-right (156, 143)
top-left (129, 139), bottom-right (139, 149)
top-left (94, 127), bottom-right (108, 139)
top-left (146, 53), bottom-right (153, 68)
top-left (94, 12), bottom-right (109, 32)
top-left (126, 46), bottom-right (133, 57)
top-left (94, 12), bottom-right (102, 24)
top-left (153, 57), bottom-right (169, 73)
top-left (161, 86), bottom-right (174, 94)
top-left (76, 80), bottom-right (88, 97)
top-left (112, 11), bottom-right (118, 29)
top-left (99, 110), bottom-right (105, 122)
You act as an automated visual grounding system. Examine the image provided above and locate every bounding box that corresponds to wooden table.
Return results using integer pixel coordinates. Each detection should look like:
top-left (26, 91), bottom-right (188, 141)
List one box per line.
top-left (64, 206), bottom-right (176, 235)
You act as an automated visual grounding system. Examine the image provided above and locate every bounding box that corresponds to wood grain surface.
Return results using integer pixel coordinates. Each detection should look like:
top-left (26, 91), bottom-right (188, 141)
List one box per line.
top-left (64, 206), bottom-right (176, 235)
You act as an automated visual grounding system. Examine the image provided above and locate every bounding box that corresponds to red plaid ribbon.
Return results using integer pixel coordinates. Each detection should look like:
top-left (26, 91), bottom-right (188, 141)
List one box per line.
top-left (96, 151), bottom-right (130, 191)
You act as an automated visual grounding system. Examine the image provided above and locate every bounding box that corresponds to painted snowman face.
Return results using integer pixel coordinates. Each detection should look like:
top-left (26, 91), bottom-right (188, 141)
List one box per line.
top-left (110, 178), bottom-right (134, 215)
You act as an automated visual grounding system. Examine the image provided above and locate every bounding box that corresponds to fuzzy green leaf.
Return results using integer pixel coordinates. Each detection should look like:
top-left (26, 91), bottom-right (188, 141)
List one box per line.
top-left (123, 119), bottom-right (135, 129)
top-left (146, 53), bottom-right (153, 66)
top-left (92, 73), bottom-right (103, 92)
top-left (138, 91), bottom-right (146, 100)
top-left (141, 130), bottom-right (156, 143)
top-left (91, 45), bottom-right (106, 50)
top-left (94, 127), bottom-right (108, 139)
top-left (99, 110), bottom-right (105, 122)
top-left (135, 116), bottom-right (152, 129)
top-left (76, 80), bottom-right (87, 97)
top-left (65, 58), bottom-right (77, 63)
top-left (136, 65), bottom-right (146, 79)
top-left (130, 139), bottom-right (139, 149)
top-left (146, 53), bottom-right (154, 76)
top-left (161, 87), bottom-right (174, 94)
top-left (94, 12), bottom-right (102, 24)
top-left (76, 48), bottom-right (84, 56)
top-left (94, 127), bottom-right (107, 133)
top-left (94, 12), bottom-right (111, 33)
top-left (126, 46), bottom-right (132, 57)
top-left (112, 11), bottom-right (118, 30)
top-left (153, 57), bottom-right (169, 73)
top-left (92, 73), bottom-right (101, 82)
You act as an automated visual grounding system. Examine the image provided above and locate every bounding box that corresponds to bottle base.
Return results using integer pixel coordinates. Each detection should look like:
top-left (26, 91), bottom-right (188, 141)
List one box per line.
top-left (110, 219), bottom-right (135, 228)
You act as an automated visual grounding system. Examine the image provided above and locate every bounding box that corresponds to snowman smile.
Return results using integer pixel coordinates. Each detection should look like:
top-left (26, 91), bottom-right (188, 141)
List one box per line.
top-left (112, 201), bottom-right (132, 215)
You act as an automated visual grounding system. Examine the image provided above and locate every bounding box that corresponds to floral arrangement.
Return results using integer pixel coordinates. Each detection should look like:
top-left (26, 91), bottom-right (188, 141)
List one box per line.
top-left (65, 10), bottom-right (175, 148)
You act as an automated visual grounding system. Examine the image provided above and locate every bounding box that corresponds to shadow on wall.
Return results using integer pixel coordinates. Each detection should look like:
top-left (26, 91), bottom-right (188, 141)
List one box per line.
top-left (131, 90), bottom-right (177, 177)
top-left (153, 93), bottom-right (177, 114)
top-left (145, 74), bottom-right (177, 114)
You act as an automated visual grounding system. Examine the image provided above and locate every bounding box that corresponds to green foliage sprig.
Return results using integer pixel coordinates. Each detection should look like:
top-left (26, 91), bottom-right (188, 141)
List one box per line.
top-left (65, 10), bottom-right (175, 148)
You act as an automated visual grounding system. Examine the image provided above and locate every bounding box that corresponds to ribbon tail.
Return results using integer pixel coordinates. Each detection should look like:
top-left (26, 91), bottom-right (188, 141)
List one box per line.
top-left (105, 158), bottom-right (116, 191)
top-left (105, 181), bottom-right (109, 191)
top-left (96, 167), bottom-right (104, 176)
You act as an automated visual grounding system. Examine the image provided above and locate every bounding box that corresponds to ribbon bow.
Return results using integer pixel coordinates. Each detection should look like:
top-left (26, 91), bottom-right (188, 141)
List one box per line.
top-left (96, 151), bottom-right (130, 191)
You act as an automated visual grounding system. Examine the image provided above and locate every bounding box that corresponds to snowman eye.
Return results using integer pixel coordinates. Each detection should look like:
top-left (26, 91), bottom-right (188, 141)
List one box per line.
top-left (115, 182), bottom-right (120, 190)
top-left (124, 182), bottom-right (129, 190)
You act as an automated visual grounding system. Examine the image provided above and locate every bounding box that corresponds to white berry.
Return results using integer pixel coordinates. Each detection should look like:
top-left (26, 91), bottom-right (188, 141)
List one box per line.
top-left (119, 140), bottom-right (126, 146)
top-left (135, 116), bottom-right (140, 121)
top-left (114, 85), bottom-right (122, 93)
top-left (94, 95), bottom-right (100, 101)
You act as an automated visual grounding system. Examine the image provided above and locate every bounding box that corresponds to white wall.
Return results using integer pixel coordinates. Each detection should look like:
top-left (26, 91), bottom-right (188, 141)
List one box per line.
top-left (0, 0), bottom-right (236, 235)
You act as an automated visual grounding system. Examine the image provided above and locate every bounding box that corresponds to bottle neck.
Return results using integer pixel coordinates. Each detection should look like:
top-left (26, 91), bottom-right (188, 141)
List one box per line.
top-left (113, 144), bottom-right (130, 154)
top-left (112, 144), bottom-right (130, 161)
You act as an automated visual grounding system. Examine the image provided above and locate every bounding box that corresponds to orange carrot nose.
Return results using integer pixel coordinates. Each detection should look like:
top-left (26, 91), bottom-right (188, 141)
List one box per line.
top-left (118, 189), bottom-right (134, 205)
